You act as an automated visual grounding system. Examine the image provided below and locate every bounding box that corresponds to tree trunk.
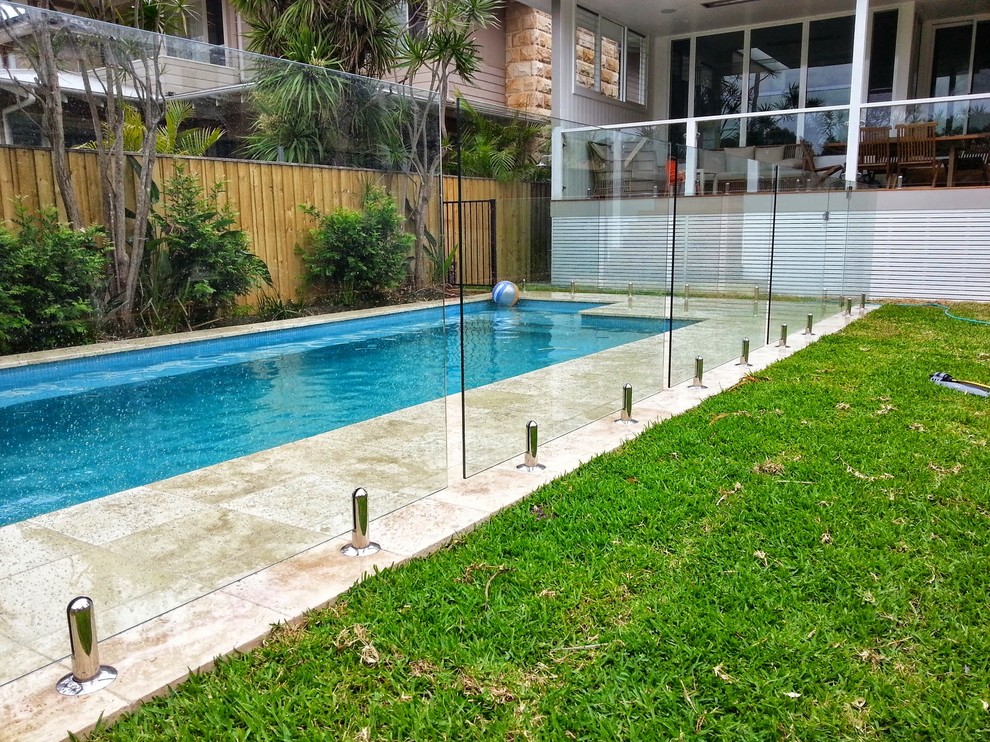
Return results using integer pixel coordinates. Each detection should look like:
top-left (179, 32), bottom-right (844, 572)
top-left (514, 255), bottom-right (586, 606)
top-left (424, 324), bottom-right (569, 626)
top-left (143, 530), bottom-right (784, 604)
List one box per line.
top-left (75, 30), bottom-right (165, 330)
top-left (123, 54), bottom-right (164, 321)
top-left (25, 16), bottom-right (84, 227)
top-left (411, 175), bottom-right (434, 288)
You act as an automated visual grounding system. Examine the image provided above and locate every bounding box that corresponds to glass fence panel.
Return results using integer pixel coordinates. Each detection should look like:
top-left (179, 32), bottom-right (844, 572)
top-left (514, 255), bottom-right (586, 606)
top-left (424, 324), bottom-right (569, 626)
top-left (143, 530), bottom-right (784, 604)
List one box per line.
top-left (459, 118), bottom-right (670, 476)
top-left (768, 168), bottom-right (845, 345)
top-left (838, 185), bottom-right (877, 314)
top-left (864, 97), bottom-right (990, 136)
top-left (668, 145), bottom-right (772, 387)
top-left (0, 5), bottom-right (449, 688)
top-left (858, 96), bottom-right (990, 189)
top-left (563, 126), bottom-right (675, 201)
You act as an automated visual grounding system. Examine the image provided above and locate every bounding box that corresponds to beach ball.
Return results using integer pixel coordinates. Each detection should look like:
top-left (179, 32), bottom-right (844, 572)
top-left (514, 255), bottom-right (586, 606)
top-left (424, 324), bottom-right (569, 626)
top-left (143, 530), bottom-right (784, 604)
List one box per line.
top-left (492, 280), bottom-right (520, 307)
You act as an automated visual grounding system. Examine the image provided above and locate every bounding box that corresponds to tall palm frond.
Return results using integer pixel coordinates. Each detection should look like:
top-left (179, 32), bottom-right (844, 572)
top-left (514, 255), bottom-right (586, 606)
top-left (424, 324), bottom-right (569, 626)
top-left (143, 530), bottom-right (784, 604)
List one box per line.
top-left (78, 101), bottom-right (224, 156)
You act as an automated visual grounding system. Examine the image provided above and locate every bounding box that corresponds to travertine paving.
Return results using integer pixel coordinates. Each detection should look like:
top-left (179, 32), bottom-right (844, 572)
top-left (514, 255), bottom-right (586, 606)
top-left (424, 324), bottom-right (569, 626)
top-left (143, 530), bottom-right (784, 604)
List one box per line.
top-left (0, 297), bottom-right (872, 741)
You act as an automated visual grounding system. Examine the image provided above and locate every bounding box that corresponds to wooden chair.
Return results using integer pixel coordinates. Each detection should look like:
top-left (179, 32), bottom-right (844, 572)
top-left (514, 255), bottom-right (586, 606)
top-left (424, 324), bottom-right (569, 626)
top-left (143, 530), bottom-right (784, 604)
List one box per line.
top-left (858, 126), bottom-right (894, 187)
top-left (894, 122), bottom-right (942, 187)
top-left (587, 138), bottom-right (661, 198)
top-left (799, 140), bottom-right (844, 187)
top-left (956, 135), bottom-right (990, 185)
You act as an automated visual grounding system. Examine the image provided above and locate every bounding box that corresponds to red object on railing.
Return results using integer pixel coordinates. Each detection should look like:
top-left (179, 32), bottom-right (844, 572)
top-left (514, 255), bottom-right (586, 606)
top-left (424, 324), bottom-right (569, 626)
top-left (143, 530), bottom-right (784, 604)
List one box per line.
top-left (666, 158), bottom-right (685, 193)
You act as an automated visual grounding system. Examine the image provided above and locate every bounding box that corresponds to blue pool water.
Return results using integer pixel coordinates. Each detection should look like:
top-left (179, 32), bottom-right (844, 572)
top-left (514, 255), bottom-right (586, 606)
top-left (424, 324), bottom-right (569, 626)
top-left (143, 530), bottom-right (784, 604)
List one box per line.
top-left (0, 300), bottom-right (680, 526)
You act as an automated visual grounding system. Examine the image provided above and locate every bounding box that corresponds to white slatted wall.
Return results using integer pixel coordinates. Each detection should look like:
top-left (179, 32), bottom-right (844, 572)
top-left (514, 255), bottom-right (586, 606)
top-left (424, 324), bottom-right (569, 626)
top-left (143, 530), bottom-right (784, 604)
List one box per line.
top-left (551, 205), bottom-right (990, 301)
top-left (857, 209), bottom-right (990, 301)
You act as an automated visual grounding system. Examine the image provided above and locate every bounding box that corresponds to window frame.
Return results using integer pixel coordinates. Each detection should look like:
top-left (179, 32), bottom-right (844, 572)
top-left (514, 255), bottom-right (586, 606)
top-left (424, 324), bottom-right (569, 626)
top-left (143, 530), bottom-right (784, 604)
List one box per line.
top-left (669, 9), bottom-right (863, 120)
top-left (396, 0), bottom-right (430, 41)
top-left (575, 5), bottom-right (648, 107)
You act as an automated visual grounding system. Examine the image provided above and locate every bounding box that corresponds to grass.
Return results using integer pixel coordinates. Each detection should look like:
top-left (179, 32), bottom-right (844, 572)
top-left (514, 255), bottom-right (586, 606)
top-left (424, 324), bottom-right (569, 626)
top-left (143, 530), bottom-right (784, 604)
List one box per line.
top-left (90, 304), bottom-right (990, 740)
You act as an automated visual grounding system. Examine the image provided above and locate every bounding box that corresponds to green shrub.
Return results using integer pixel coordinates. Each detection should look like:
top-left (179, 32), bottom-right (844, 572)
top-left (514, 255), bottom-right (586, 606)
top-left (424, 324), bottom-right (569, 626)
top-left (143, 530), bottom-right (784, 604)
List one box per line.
top-left (256, 292), bottom-right (304, 321)
top-left (298, 184), bottom-right (412, 304)
top-left (0, 206), bottom-right (106, 354)
top-left (143, 167), bottom-right (272, 331)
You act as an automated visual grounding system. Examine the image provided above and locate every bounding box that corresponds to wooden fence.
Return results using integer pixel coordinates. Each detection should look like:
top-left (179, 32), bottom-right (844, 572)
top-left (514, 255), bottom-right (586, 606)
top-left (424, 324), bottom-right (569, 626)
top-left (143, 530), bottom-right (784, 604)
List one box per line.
top-left (0, 145), bottom-right (549, 302)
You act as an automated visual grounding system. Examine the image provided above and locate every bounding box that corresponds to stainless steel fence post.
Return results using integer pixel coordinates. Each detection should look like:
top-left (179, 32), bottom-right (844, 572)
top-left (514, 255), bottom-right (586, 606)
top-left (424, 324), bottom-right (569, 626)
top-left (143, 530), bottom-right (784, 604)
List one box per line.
top-left (616, 383), bottom-right (637, 424)
top-left (683, 283), bottom-right (690, 311)
top-left (55, 597), bottom-right (117, 696)
top-left (803, 313), bottom-right (815, 336)
top-left (521, 279), bottom-right (526, 293)
top-left (627, 282), bottom-right (633, 308)
top-left (860, 292), bottom-right (866, 313)
top-left (735, 337), bottom-right (751, 367)
top-left (822, 288), bottom-right (828, 307)
top-left (341, 487), bottom-right (381, 557)
top-left (778, 323), bottom-right (789, 348)
top-left (845, 297), bottom-right (853, 316)
top-left (570, 280), bottom-right (576, 299)
top-left (517, 420), bottom-right (546, 472)
top-left (689, 356), bottom-right (707, 389)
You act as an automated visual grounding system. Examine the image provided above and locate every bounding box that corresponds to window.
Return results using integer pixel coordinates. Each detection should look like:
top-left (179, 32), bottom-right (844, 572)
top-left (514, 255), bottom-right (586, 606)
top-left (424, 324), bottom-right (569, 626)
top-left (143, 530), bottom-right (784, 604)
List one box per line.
top-left (575, 6), bottom-right (647, 105)
top-left (930, 20), bottom-right (990, 133)
top-left (694, 31), bottom-right (743, 117)
top-left (625, 31), bottom-right (647, 105)
top-left (669, 38), bottom-right (690, 118)
top-left (396, 0), bottom-right (429, 40)
top-left (695, 31), bottom-right (743, 146)
top-left (749, 23), bottom-right (802, 111)
top-left (163, 0), bottom-right (226, 64)
top-left (867, 10), bottom-right (898, 103)
top-left (807, 17), bottom-right (854, 107)
top-left (672, 14), bottom-right (863, 148)
top-left (745, 23), bottom-right (801, 144)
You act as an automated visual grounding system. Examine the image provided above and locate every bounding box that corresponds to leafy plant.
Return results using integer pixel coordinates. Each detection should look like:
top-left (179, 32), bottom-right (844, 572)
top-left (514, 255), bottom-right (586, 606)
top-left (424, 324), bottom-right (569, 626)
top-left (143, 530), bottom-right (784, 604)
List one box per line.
top-left (10, 8), bottom-right (168, 329)
top-left (0, 206), bottom-right (106, 354)
top-left (142, 166), bottom-right (272, 331)
top-left (256, 292), bottom-right (304, 321)
top-left (242, 51), bottom-right (344, 164)
top-left (298, 184), bottom-right (413, 304)
top-left (423, 232), bottom-right (458, 286)
top-left (79, 101), bottom-right (224, 156)
top-left (452, 99), bottom-right (550, 182)
top-left (230, 0), bottom-right (402, 78)
top-left (242, 53), bottom-right (396, 168)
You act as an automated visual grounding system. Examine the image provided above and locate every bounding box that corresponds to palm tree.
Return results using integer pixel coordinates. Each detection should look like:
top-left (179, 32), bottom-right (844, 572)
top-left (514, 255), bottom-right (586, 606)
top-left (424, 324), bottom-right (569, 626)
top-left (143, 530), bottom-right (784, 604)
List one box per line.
top-left (394, 0), bottom-right (501, 288)
top-left (453, 99), bottom-right (550, 182)
top-left (229, 0), bottom-right (402, 77)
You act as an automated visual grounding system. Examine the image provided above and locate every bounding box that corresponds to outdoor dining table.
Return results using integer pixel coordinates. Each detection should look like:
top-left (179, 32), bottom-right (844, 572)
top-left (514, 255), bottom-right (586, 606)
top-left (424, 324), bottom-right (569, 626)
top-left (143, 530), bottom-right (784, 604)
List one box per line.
top-left (825, 132), bottom-right (989, 186)
top-left (936, 133), bottom-right (989, 187)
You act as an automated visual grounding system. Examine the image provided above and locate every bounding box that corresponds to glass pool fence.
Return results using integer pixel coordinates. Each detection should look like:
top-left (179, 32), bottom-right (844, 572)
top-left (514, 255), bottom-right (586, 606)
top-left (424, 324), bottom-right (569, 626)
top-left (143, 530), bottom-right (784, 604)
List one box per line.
top-left (0, 3), bottom-right (874, 688)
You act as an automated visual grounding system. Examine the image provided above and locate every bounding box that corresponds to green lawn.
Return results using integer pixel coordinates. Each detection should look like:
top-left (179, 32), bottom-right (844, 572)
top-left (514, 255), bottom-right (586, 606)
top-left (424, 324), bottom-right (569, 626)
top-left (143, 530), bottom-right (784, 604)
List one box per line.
top-left (91, 304), bottom-right (990, 740)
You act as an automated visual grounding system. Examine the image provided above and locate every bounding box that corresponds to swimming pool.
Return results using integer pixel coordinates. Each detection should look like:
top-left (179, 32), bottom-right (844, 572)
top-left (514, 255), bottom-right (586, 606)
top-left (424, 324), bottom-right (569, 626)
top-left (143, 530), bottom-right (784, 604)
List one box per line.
top-left (0, 300), bottom-right (681, 526)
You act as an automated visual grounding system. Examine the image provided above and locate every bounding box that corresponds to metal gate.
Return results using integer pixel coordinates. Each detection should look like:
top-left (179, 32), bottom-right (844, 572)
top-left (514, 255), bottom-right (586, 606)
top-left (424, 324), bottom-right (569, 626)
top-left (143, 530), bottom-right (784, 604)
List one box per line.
top-left (443, 199), bottom-right (496, 286)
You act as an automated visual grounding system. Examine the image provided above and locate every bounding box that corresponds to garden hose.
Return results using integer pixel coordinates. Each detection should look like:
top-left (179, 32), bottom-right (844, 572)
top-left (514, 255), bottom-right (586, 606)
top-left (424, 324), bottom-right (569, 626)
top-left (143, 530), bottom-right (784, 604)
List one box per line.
top-left (888, 303), bottom-right (990, 395)
top-left (930, 372), bottom-right (990, 398)
top-left (895, 302), bottom-right (990, 326)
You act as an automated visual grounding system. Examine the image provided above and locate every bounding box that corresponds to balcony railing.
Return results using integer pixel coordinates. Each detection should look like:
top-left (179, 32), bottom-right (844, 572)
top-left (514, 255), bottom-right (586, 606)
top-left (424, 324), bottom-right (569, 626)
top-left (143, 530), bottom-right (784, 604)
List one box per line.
top-left (555, 92), bottom-right (990, 199)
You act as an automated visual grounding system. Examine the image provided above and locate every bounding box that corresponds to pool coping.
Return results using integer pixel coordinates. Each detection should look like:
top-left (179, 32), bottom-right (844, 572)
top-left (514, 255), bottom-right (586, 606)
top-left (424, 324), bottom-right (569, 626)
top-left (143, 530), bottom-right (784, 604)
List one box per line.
top-left (0, 304), bottom-right (875, 741)
top-left (0, 298), bottom-right (457, 371)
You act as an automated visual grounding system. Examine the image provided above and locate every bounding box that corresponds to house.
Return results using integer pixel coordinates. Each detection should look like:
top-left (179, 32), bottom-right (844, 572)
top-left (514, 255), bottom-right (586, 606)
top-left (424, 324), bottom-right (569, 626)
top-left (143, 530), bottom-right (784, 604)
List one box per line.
top-left (543, 0), bottom-right (990, 301)
top-left (0, 0), bottom-right (984, 300)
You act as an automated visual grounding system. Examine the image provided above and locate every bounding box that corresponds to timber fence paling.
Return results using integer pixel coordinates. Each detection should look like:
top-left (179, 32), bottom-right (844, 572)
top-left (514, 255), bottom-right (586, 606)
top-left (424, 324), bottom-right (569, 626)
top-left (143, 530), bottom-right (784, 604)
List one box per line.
top-left (0, 145), bottom-right (544, 303)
